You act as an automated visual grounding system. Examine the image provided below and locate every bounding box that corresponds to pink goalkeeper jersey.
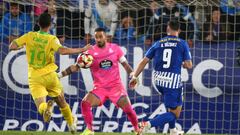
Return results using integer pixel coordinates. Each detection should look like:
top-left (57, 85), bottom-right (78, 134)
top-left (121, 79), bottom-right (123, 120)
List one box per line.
top-left (87, 43), bottom-right (125, 88)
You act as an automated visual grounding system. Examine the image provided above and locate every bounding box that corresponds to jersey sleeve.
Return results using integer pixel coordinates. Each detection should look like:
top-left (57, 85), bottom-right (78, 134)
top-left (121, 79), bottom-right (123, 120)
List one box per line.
top-left (182, 40), bottom-right (191, 61)
top-left (14, 33), bottom-right (28, 48)
top-left (116, 45), bottom-right (124, 60)
top-left (116, 45), bottom-right (125, 62)
top-left (145, 42), bottom-right (158, 59)
top-left (50, 37), bottom-right (63, 51)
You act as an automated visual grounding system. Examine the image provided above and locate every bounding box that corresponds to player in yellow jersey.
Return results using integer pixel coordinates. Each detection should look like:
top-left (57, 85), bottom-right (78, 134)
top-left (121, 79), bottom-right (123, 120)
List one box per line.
top-left (9, 13), bottom-right (91, 134)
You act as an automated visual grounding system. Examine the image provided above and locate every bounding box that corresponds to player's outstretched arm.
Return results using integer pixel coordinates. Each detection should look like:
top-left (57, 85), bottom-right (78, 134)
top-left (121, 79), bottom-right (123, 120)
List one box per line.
top-left (58, 64), bottom-right (80, 78)
top-left (129, 57), bottom-right (150, 89)
top-left (121, 61), bottom-right (134, 75)
top-left (9, 41), bottom-right (22, 51)
top-left (58, 44), bottom-right (91, 55)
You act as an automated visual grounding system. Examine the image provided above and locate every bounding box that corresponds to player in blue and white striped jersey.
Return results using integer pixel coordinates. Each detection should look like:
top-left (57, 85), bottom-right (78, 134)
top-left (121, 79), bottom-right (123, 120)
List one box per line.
top-left (129, 20), bottom-right (192, 135)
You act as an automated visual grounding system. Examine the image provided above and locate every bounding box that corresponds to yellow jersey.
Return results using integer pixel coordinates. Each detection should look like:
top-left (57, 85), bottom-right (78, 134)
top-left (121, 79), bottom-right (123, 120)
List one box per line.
top-left (14, 31), bottom-right (63, 78)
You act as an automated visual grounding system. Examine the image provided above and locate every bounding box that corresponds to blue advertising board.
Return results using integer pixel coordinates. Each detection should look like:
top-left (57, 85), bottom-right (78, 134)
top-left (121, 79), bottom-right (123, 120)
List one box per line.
top-left (0, 40), bottom-right (239, 134)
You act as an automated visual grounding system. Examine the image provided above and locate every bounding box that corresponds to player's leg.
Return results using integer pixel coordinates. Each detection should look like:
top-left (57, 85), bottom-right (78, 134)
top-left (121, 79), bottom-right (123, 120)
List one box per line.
top-left (147, 110), bottom-right (177, 128)
top-left (168, 90), bottom-right (184, 135)
top-left (29, 75), bottom-right (53, 122)
top-left (52, 92), bottom-right (77, 133)
top-left (139, 110), bottom-right (177, 134)
top-left (168, 106), bottom-right (184, 135)
top-left (81, 91), bottom-right (103, 134)
top-left (139, 88), bottom-right (183, 133)
top-left (46, 72), bottom-right (76, 133)
top-left (139, 106), bottom-right (183, 135)
top-left (168, 88), bottom-right (184, 135)
top-left (117, 96), bottom-right (140, 134)
top-left (34, 97), bottom-right (47, 114)
top-left (108, 84), bottom-right (140, 134)
top-left (34, 97), bottom-right (54, 122)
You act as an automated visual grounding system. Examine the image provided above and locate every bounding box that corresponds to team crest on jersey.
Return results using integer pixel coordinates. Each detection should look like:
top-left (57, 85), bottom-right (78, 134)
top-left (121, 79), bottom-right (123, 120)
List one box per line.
top-left (99, 60), bottom-right (113, 69)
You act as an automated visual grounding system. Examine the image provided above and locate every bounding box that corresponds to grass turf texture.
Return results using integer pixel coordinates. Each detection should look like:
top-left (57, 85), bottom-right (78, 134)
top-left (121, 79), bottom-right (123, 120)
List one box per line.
top-left (0, 131), bottom-right (221, 135)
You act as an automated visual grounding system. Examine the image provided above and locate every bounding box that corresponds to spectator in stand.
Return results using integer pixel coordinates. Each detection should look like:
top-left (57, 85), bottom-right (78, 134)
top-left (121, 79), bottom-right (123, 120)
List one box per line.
top-left (31, 0), bottom-right (48, 34)
top-left (115, 16), bottom-right (136, 40)
top-left (221, 0), bottom-right (240, 41)
top-left (0, 2), bottom-right (32, 43)
top-left (84, 0), bottom-right (118, 43)
top-left (203, 7), bottom-right (231, 42)
top-left (33, 0), bottom-right (65, 44)
top-left (145, 0), bottom-right (195, 47)
top-left (33, 0), bottom-right (48, 17)
top-left (144, 0), bottom-right (160, 45)
top-left (0, 0), bottom-right (6, 20)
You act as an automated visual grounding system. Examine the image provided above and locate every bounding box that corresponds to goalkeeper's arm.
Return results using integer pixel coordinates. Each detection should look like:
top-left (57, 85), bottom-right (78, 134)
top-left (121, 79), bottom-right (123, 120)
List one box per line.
top-left (119, 56), bottom-right (133, 75)
top-left (58, 64), bottom-right (80, 78)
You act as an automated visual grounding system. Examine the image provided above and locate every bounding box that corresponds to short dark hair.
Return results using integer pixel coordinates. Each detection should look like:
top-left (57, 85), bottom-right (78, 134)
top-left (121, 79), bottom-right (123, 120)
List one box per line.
top-left (10, 2), bottom-right (19, 7)
top-left (168, 20), bottom-right (180, 31)
top-left (95, 27), bottom-right (106, 33)
top-left (38, 13), bottom-right (51, 29)
top-left (212, 6), bottom-right (220, 12)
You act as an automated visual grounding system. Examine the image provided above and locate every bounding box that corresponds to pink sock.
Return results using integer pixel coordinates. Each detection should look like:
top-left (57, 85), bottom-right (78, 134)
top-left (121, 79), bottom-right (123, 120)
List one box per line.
top-left (81, 100), bottom-right (93, 131)
top-left (122, 104), bottom-right (139, 131)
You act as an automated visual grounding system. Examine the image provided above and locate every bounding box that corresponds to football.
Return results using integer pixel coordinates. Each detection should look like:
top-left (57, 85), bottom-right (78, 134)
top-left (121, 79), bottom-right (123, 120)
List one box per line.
top-left (77, 53), bottom-right (93, 68)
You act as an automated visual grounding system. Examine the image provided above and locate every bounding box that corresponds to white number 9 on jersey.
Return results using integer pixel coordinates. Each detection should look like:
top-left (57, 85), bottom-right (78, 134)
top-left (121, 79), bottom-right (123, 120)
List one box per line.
top-left (163, 49), bottom-right (172, 68)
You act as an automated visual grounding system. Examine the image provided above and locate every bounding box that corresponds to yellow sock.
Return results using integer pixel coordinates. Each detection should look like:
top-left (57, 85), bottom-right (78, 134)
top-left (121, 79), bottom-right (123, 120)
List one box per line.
top-left (60, 104), bottom-right (73, 125)
top-left (38, 102), bottom-right (47, 115)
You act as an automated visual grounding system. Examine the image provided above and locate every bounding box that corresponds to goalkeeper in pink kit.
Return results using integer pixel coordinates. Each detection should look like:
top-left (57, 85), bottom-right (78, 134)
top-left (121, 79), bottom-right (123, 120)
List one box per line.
top-left (59, 28), bottom-right (141, 135)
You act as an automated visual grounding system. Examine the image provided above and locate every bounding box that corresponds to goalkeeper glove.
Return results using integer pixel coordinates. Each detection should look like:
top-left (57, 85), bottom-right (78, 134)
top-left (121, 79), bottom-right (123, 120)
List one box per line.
top-left (57, 72), bottom-right (63, 79)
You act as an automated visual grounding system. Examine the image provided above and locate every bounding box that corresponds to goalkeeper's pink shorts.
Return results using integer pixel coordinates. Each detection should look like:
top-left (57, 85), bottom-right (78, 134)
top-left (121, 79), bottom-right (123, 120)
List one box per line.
top-left (90, 83), bottom-right (128, 107)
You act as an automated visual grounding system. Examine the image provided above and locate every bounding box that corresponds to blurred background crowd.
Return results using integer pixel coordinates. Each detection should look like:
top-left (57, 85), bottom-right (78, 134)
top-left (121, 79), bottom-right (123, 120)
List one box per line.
top-left (0, 0), bottom-right (239, 47)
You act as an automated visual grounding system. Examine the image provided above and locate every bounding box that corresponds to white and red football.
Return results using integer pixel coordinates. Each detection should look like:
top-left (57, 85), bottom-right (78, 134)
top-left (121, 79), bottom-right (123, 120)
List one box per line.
top-left (77, 53), bottom-right (93, 68)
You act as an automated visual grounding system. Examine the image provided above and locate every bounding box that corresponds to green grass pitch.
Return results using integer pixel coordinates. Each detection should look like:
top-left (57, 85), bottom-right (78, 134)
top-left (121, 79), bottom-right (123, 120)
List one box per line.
top-left (0, 131), bottom-right (154, 135)
top-left (0, 131), bottom-right (221, 135)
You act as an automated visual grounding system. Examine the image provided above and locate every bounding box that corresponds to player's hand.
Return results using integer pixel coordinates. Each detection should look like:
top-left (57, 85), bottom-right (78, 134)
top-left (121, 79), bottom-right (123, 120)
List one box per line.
top-left (129, 73), bottom-right (139, 90)
top-left (57, 72), bottom-right (63, 79)
top-left (83, 44), bottom-right (92, 52)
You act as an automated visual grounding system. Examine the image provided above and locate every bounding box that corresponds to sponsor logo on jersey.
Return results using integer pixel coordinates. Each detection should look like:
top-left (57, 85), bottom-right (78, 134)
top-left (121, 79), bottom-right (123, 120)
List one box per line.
top-left (99, 59), bottom-right (113, 69)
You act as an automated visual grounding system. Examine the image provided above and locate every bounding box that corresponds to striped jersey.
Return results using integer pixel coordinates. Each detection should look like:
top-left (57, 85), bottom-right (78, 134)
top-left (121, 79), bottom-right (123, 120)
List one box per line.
top-left (145, 35), bottom-right (191, 89)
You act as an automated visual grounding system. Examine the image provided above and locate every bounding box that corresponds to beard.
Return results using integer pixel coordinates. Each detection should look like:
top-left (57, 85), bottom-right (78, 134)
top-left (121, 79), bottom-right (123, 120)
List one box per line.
top-left (97, 41), bottom-right (105, 48)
